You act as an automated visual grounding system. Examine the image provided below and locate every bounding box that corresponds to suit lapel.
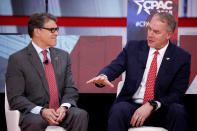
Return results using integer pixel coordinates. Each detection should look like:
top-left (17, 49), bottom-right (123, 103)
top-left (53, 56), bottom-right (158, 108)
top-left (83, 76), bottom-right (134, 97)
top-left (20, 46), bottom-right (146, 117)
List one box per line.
top-left (49, 48), bottom-right (61, 94)
top-left (49, 48), bottom-right (59, 73)
top-left (136, 42), bottom-right (149, 88)
top-left (138, 42), bottom-right (149, 68)
top-left (155, 42), bottom-right (175, 90)
top-left (27, 43), bottom-right (49, 94)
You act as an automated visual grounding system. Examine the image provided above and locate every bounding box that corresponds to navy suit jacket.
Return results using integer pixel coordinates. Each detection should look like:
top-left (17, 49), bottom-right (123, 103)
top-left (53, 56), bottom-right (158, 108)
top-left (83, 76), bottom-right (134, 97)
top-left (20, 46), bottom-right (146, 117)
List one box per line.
top-left (99, 40), bottom-right (191, 108)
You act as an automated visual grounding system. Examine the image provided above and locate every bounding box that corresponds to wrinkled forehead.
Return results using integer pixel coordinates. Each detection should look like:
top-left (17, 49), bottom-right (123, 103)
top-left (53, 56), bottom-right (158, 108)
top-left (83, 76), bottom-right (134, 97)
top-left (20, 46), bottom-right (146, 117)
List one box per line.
top-left (149, 16), bottom-right (168, 28)
top-left (148, 16), bottom-right (168, 31)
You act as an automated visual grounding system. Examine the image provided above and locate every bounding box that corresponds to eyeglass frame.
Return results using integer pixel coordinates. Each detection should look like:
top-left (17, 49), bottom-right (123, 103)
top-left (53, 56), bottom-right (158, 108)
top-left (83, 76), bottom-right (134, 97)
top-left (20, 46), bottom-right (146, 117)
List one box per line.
top-left (39, 27), bottom-right (59, 33)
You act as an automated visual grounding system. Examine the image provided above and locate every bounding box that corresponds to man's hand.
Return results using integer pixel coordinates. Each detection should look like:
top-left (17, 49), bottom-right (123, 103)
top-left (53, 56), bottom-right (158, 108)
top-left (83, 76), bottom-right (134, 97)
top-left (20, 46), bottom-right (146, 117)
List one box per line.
top-left (41, 108), bottom-right (59, 126)
top-left (56, 106), bottom-right (67, 123)
top-left (86, 75), bottom-right (114, 88)
top-left (130, 102), bottom-right (153, 127)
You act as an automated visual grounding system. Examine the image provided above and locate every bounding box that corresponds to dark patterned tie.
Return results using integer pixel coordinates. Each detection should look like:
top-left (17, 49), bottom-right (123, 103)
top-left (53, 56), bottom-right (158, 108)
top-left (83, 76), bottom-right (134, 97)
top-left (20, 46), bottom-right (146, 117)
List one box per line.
top-left (42, 50), bottom-right (59, 110)
top-left (143, 51), bottom-right (159, 104)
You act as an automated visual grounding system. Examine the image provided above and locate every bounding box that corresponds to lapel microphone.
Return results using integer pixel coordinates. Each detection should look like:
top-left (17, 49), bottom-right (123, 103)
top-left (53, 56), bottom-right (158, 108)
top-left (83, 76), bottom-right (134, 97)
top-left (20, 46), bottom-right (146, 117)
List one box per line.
top-left (44, 60), bottom-right (48, 64)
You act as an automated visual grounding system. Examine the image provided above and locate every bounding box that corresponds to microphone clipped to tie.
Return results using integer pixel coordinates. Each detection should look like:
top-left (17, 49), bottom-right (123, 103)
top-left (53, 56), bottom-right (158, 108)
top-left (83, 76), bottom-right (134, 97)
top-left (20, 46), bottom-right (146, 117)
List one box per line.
top-left (44, 59), bottom-right (48, 64)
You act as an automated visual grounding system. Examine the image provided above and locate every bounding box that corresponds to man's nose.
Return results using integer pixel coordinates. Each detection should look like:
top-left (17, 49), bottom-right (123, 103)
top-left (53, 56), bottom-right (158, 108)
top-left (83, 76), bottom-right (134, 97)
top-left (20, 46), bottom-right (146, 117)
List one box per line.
top-left (54, 30), bottom-right (58, 36)
top-left (148, 30), bottom-right (154, 37)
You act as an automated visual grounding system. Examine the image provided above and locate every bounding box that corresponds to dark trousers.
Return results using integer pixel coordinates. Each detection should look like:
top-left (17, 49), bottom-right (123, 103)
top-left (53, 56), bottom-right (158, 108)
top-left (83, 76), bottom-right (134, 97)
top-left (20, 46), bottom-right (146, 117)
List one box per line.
top-left (20, 107), bottom-right (89, 131)
top-left (107, 102), bottom-right (189, 131)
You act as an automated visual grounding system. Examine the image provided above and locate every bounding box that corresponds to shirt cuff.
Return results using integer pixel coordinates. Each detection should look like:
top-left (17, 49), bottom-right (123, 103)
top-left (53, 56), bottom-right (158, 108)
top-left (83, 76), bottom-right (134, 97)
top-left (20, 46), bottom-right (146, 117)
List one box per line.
top-left (95, 74), bottom-right (108, 88)
top-left (99, 74), bottom-right (108, 80)
top-left (30, 106), bottom-right (43, 115)
top-left (61, 103), bottom-right (71, 109)
top-left (155, 101), bottom-right (161, 110)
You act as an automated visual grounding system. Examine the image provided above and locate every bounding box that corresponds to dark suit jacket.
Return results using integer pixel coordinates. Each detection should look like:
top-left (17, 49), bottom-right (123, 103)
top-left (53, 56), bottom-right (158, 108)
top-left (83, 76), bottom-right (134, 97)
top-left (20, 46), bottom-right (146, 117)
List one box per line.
top-left (6, 43), bottom-right (78, 123)
top-left (99, 40), bottom-right (191, 108)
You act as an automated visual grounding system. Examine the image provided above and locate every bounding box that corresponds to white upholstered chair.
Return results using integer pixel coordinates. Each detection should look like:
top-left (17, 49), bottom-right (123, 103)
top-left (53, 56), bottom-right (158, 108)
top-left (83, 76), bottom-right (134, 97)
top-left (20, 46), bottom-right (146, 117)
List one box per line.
top-left (117, 81), bottom-right (168, 131)
top-left (4, 85), bottom-right (66, 131)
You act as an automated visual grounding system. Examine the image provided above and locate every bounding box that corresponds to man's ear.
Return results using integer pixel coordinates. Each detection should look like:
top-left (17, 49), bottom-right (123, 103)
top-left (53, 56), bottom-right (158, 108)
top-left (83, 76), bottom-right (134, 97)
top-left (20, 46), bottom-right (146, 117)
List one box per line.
top-left (34, 28), bottom-right (41, 37)
top-left (167, 31), bottom-right (173, 40)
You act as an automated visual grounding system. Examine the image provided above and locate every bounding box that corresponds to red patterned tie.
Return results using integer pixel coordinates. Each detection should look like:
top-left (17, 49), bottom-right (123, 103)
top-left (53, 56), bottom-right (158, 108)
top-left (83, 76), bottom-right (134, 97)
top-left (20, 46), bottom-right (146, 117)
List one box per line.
top-left (143, 51), bottom-right (159, 104)
top-left (42, 50), bottom-right (59, 110)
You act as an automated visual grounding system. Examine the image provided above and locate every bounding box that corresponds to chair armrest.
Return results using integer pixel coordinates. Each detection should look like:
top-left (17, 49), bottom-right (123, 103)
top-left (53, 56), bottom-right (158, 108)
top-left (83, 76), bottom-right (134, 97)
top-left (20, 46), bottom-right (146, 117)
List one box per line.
top-left (5, 109), bottom-right (21, 131)
top-left (5, 85), bottom-right (21, 131)
top-left (129, 126), bottom-right (168, 131)
top-left (117, 81), bottom-right (124, 97)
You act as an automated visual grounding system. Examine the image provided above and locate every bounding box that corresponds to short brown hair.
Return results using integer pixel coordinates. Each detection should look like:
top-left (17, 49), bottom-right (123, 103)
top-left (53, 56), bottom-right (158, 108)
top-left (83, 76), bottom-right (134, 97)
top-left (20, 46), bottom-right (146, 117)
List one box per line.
top-left (153, 12), bottom-right (176, 32)
top-left (28, 12), bottom-right (57, 38)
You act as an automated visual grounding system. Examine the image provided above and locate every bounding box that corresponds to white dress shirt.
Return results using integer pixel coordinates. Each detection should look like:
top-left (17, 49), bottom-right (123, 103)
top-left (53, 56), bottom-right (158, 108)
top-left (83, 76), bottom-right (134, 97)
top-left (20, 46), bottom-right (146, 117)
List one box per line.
top-left (132, 42), bottom-right (169, 108)
top-left (30, 41), bottom-right (71, 115)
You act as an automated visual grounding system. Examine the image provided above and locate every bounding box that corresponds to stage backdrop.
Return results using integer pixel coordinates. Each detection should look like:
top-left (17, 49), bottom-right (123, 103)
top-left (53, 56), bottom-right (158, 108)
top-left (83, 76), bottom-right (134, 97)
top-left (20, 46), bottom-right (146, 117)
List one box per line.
top-left (0, 35), bottom-right (122, 93)
top-left (127, 0), bottom-right (178, 44)
top-left (127, 0), bottom-right (197, 94)
top-left (180, 35), bottom-right (197, 94)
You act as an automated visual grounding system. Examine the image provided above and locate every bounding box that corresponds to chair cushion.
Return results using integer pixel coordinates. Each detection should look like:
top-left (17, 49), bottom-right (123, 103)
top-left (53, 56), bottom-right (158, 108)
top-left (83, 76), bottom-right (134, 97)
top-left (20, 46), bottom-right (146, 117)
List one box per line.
top-left (128, 126), bottom-right (168, 131)
top-left (45, 126), bottom-right (66, 131)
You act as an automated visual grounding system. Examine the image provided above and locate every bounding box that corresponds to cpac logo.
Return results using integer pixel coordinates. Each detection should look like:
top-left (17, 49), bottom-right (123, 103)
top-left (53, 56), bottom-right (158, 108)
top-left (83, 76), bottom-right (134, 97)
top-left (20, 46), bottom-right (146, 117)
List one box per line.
top-left (136, 21), bottom-right (149, 27)
top-left (134, 0), bottom-right (173, 15)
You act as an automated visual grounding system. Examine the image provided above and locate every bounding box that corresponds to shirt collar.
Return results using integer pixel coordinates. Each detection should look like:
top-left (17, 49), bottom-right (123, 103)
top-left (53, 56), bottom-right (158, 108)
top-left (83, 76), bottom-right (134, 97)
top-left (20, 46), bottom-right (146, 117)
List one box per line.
top-left (149, 41), bottom-right (169, 56)
top-left (32, 41), bottom-right (50, 54)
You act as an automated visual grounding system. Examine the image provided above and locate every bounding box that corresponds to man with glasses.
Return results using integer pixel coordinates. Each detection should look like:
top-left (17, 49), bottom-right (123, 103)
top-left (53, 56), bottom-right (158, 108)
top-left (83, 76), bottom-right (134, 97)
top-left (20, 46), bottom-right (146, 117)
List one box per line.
top-left (6, 12), bottom-right (88, 131)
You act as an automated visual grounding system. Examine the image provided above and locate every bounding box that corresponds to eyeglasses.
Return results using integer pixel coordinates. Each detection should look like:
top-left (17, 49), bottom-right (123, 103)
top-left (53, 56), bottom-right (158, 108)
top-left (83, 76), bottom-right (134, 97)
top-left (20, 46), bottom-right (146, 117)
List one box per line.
top-left (40, 27), bottom-right (59, 33)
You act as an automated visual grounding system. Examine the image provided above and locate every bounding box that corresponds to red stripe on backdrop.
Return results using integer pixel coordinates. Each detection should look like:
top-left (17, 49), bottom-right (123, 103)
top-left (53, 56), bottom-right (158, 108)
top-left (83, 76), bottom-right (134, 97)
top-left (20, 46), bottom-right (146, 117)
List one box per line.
top-left (57, 17), bottom-right (127, 27)
top-left (178, 18), bottom-right (197, 27)
top-left (0, 16), bottom-right (29, 26)
top-left (0, 16), bottom-right (127, 27)
top-left (1, 16), bottom-right (197, 27)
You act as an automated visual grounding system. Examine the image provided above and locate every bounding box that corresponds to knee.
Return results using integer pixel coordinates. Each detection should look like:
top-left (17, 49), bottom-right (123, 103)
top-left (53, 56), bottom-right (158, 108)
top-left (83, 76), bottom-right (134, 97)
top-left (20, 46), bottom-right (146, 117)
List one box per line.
top-left (109, 102), bottom-right (134, 118)
top-left (110, 102), bottom-right (128, 113)
top-left (28, 118), bottom-right (46, 127)
top-left (21, 116), bottom-right (47, 130)
top-left (71, 108), bottom-right (89, 120)
top-left (168, 103), bottom-right (188, 119)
